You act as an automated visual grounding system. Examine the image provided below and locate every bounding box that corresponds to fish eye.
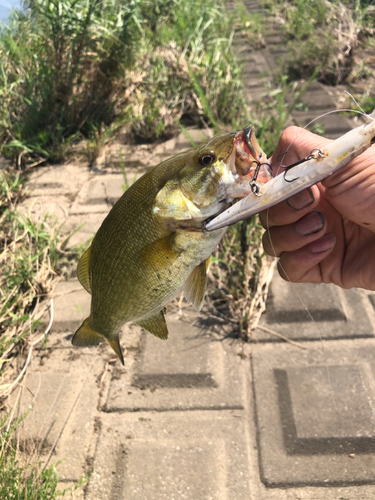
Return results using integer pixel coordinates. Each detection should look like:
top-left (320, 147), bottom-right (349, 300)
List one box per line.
top-left (199, 152), bottom-right (216, 166)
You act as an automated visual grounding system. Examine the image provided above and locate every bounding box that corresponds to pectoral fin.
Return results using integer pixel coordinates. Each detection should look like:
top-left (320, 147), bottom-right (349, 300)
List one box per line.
top-left (137, 311), bottom-right (169, 340)
top-left (77, 245), bottom-right (92, 294)
top-left (183, 257), bottom-right (210, 311)
top-left (139, 235), bottom-right (181, 271)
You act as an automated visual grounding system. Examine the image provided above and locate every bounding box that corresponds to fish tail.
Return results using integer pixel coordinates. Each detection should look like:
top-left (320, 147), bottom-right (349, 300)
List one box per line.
top-left (72, 318), bottom-right (125, 365)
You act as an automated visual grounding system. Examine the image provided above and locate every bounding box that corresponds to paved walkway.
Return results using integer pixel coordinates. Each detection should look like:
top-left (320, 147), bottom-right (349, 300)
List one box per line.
top-left (10, 2), bottom-right (375, 499)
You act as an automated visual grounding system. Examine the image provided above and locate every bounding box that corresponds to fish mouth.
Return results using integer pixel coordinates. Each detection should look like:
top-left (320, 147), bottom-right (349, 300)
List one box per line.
top-left (231, 125), bottom-right (272, 183)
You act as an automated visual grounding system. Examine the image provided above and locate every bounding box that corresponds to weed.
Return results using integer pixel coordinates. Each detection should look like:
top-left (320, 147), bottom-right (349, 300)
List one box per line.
top-left (0, 170), bottom-right (79, 360)
top-left (0, 412), bottom-right (89, 499)
top-left (207, 216), bottom-right (266, 339)
top-left (264, 0), bottom-right (375, 85)
top-left (0, 0), bottom-right (246, 165)
top-left (233, 1), bottom-right (266, 48)
top-left (357, 94), bottom-right (375, 114)
top-left (310, 123), bottom-right (326, 136)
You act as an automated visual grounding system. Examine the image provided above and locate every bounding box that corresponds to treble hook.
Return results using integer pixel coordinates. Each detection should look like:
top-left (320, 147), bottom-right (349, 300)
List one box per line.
top-left (277, 148), bottom-right (325, 183)
top-left (249, 161), bottom-right (273, 196)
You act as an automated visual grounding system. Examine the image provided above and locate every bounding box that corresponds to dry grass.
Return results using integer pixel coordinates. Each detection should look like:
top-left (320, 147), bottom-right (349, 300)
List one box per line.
top-left (206, 217), bottom-right (276, 340)
top-left (266, 0), bottom-right (375, 85)
top-left (0, 170), bottom-right (79, 400)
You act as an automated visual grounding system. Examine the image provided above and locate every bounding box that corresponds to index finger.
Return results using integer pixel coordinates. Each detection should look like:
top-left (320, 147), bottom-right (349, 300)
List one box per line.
top-left (259, 127), bottom-right (331, 228)
top-left (259, 185), bottom-right (321, 229)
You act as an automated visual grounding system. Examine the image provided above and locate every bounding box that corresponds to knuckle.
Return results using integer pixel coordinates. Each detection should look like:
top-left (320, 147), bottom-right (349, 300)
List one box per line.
top-left (262, 229), bottom-right (280, 257)
top-left (279, 126), bottom-right (300, 145)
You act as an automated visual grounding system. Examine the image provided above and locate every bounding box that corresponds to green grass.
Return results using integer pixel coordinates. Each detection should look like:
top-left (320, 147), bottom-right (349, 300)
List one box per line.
top-left (0, 170), bottom-right (78, 361)
top-left (263, 0), bottom-right (375, 85)
top-left (207, 216), bottom-right (266, 339)
top-left (0, 412), bottom-right (88, 499)
top-left (0, 0), bottom-right (247, 165)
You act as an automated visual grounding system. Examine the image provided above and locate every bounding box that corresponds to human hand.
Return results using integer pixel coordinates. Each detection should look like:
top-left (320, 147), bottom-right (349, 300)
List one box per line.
top-left (260, 126), bottom-right (375, 290)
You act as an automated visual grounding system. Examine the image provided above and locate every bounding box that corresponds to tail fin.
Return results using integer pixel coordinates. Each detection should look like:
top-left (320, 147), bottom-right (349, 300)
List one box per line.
top-left (72, 318), bottom-right (125, 365)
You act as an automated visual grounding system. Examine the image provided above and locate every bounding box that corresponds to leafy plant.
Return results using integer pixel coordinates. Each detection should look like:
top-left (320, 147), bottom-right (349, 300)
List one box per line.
top-left (0, 412), bottom-right (88, 499)
top-left (0, 170), bottom-right (78, 359)
top-left (0, 0), bottom-right (247, 164)
top-left (264, 0), bottom-right (375, 85)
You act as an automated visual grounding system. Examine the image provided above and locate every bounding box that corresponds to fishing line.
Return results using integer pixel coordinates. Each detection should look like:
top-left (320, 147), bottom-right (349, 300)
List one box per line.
top-left (264, 204), bottom-right (341, 416)
top-left (344, 90), bottom-right (371, 119)
top-left (264, 103), bottom-right (371, 417)
top-left (276, 108), bottom-right (370, 172)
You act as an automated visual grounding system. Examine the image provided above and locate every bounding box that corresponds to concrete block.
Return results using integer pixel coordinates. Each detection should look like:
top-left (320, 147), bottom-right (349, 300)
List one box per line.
top-left (298, 90), bottom-right (336, 111)
top-left (62, 213), bottom-right (104, 248)
top-left (70, 174), bottom-right (123, 215)
top-left (10, 348), bottom-right (105, 481)
top-left (251, 339), bottom-right (375, 486)
top-left (254, 274), bottom-right (374, 342)
top-left (86, 410), bottom-right (251, 500)
top-left (50, 280), bottom-right (90, 332)
top-left (104, 310), bottom-right (246, 412)
top-left (26, 164), bottom-right (90, 199)
top-left (19, 195), bottom-right (73, 225)
top-left (292, 111), bottom-right (354, 137)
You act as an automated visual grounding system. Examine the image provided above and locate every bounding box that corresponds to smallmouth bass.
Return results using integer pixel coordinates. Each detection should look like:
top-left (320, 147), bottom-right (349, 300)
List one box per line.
top-left (72, 126), bottom-right (271, 363)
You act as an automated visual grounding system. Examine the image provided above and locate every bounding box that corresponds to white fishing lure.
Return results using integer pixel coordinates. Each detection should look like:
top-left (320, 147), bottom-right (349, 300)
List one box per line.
top-left (205, 110), bottom-right (375, 231)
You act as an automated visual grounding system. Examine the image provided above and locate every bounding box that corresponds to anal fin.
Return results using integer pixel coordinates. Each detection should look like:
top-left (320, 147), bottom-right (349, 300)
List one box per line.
top-left (72, 318), bottom-right (103, 346)
top-left (183, 258), bottom-right (209, 311)
top-left (137, 311), bottom-right (169, 340)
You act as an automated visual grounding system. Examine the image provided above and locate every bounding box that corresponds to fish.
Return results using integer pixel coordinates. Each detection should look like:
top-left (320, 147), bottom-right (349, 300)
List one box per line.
top-left (205, 110), bottom-right (375, 231)
top-left (72, 125), bottom-right (272, 363)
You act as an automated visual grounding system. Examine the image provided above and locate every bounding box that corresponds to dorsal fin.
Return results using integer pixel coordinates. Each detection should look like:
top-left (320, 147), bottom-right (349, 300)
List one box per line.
top-left (137, 310), bottom-right (169, 340)
top-left (77, 245), bottom-right (92, 294)
top-left (183, 257), bottom-right (209, 311)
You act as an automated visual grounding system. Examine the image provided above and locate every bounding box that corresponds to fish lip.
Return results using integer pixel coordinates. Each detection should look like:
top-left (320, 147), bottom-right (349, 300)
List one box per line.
top-left (203, 200), bottom-right (231, 228)
top-left (229, 126), bottom-right (271, 187)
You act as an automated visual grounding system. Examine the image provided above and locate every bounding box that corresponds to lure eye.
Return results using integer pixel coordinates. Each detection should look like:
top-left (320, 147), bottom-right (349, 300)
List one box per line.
top-left (199, 153), bottom-right (216, 166)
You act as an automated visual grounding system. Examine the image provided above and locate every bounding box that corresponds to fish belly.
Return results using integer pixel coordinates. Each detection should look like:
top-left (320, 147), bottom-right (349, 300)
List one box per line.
top-left (90, 227), bottom-right (226, 337)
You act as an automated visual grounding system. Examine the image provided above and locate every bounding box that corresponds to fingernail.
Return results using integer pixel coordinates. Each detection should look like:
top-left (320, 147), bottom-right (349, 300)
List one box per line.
top-left (286, 188), bottom-right (315, 210)
top-left (308, 234), bottom-right (336, 253)
top-left (295, 210), bottom-right (325, 236)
